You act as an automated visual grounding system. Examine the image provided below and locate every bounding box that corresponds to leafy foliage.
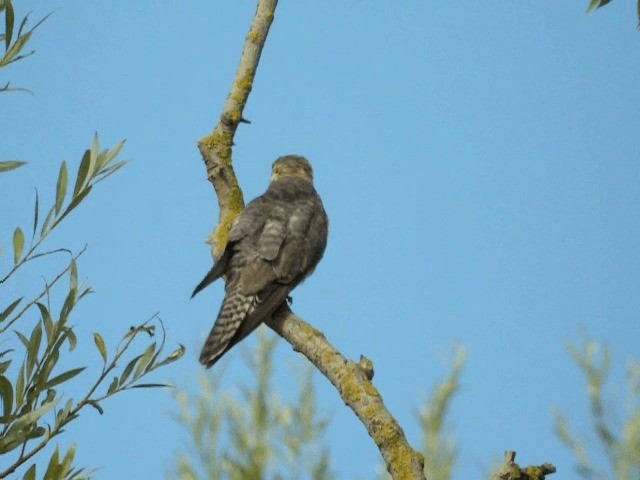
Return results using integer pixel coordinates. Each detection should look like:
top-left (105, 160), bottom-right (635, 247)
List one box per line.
top-left (554, 341), bottom-right (640, 480)
top-left (168, 329), bottom-right (334, 480)
top-left (0, 139), bottom-right (184, 479)
top-left (0, 0), bottom-right (51, 93)
top-left (416, 346), bottom-right (466, 480)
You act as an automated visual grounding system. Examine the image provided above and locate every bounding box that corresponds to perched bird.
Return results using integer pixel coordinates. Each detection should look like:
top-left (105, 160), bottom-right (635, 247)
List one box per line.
top-left (192, 155), bottom-right (329, 368)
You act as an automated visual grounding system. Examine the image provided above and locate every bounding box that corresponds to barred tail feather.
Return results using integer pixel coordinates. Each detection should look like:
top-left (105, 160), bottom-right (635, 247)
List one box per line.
top-left (199, 289), bottom-right (254, 368)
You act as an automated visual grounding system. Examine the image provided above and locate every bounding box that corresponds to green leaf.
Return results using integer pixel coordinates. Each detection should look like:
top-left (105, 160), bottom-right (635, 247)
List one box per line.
top-left (89, 132), bottom-right (99, 179)
top-left (32, 188), bottom-right (39, 240)
top-left (73, 149), bottom-right (91, 197)
top-left (106, 139), bottom-right (126, 167)
top-left (119, 354), bottom-right (142, 386)
top-left (55, 399), bottom-right (73, 428)
top-left (0, 374), bottom-right (13, 423)
top-left (107, 376), bottom-right (119, 394)
top-left (12, 397), bottom-right (59, 430)
top-left (43, 367), bottom-right (85, 389)
top-left (54, 161), bottom-right (68, 215)
top-left (15, 330), bottom-right (29, 348)
top-left (69, 258), bottom-right (78, 293)
top-left (87, 399), bottom-right (103, 414)
top-left (40, 205), bottom-right (55, 237)
top-left (4, 1), bottom-right (15, 50)
top-left (64, 327), bottom-right (77, 351)
top-left (60, 444), bottom-right (77, 476)
top-left (26, 323), bottom-right (42, 377)
top-left (158, 344), bottom-right (186, 367)
top-left (134, 343), bottom-right (156, 378)
top-left (93, 160), bottom-right (126, 184)
top-left (0, 160), bottom-right (26, 173)
top-left (15, 363), bottom-right (25, 407)
top-left (0, 298), bottom-right (22, 324)
top-left (59, 287), bottom-right (77, 324)
top-left (93, 333), bottom-right (107, 364)
top-left (37, 302), bottom-right (54, 348)
top-left (43, 445), bottom-right (61, 480)
top-left (130, 383), bottom-right (169, 389)
top-left (0, 360), bottom-right (11, 375)
top-left (22, 464), bottom-right (36, 480)
top-left (12, 226), bottom-right (24, 264)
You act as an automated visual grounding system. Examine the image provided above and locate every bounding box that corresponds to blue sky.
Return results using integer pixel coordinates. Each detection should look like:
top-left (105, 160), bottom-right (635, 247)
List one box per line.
top-left (2, 1), bottom-right (639, 478)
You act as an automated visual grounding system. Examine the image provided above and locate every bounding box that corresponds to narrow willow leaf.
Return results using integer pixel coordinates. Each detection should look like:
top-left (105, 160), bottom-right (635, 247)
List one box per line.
top-left (0, 361), bottom-right (11, 375)
top-left (107, 376), bottom-right (119, 394)
top-left (43, 367), bottom-right (85, 389)
top-left (158, 344), bottom-right (186, 367)
top-left (59, 287), bottom-right (77, 324)
top-left (32, 189), bottom-right (39, 240)
top-left (134, 343), bottom-right (156, 379)
top-left (12, 397), bottom-right (59, 430)
top-left (4, 1), bottom-right (15, 49)
top-left (69, 259), bottom-right (78, 293)
top-left (54, 161), bottom-right (68, 215)
top-left (22, 464), bottom-right (36, 480)
top-left (26, 323), bottom-right (42, 377)
top-left (93, 160), bottom-right (126, 184)
top-left (37, 302), bottom-right (54, 347)
top-left (72, 149), bottom-right (91, 197)
top-left (40, 205), bottom-right (55, 237)
top-left (60, 444), bottom-right (77, 475)
top-left (64, 327), bottom-right (77, 351)
top-left (130, 383), bottom-right (168, 389)
top-left (15, 330), bottom-right (29, 348)
top-left (55, 399), bottom-right (73, 428)
top-left (38, 349), bottom-right (59, 389)
top-left (0, 375), bottom-right (13, 422)
top-left (0, 298), bottom-right (22, 324)
top-left (106, 139), bottom-right (126, 166)
top-left (119, 354), bottom-right (143, 386)
top-left (87, 400), bottom-right (103, 414)
top-left (89, 133), bottom-right (100, 179)
top-left (15, 363), bottom-right (25, 407)
top-left (96, 148), bottom-right (109, 171)
top-left (12, 226), bottom-right (24, 264)
top-left (27, 426), bottom-right (46, 439)
top-left (0, 425), bottom-right (29, 454)
top-left (43, 445), bottom-right (61, 480)
top-left (93, 333), bottom-right (107, 364)
top-left (0, 160), bottom-right (26, 173)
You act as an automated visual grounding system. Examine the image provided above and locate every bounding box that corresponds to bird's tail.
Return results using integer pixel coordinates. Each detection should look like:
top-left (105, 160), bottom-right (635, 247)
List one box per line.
top-left (199, 289), bottom-right (255, 368)
top-left (191, 263), bottom-right (224, 298)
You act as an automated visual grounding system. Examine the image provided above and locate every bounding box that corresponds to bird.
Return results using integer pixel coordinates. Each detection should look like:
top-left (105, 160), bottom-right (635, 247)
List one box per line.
top-left (192, 155), bottom-right (329, 368)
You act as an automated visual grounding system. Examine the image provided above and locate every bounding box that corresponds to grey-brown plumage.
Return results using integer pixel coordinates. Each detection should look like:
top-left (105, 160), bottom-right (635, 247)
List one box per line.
top-left (192, 155), bottom-right (329, 368)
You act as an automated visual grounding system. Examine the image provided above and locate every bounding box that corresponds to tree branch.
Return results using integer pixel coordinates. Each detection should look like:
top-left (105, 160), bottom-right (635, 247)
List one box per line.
top-left (267, 305), bottom-right (426, 479)
top-left (492, 451), bottom-right (556, 480)
top-left (198, 1), bottom-right (425, 478)
top-left (197, 0), bottom-right (277, 260)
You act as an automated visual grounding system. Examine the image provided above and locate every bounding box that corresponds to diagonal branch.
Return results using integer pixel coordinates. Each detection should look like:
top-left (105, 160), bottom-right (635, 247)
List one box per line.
top-left (267, 305), bottom-right (426, 479)
top-left (197, 1), bottom-right (425, 478)
top-left (197, 0), bottom-right (278, 260)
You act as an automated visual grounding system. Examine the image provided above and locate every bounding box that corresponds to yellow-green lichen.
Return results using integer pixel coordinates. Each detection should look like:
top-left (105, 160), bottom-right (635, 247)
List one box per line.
top-left (523, 466), bottom-right (545, 480)
top-left (199, 131), bottom-right (233, 160)
top-left (232, 73), bottom-right (255, 104)
top-left (247, 30), bottom-right (261, 43)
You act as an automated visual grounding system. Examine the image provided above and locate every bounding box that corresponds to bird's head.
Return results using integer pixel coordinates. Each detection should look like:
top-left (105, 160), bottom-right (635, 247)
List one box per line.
top-left (271, 155), bottom-right (314, 183)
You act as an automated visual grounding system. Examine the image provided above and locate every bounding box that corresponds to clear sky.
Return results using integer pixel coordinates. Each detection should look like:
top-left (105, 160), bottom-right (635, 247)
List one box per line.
top-left (3, 2), bottom-right (639, 479)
